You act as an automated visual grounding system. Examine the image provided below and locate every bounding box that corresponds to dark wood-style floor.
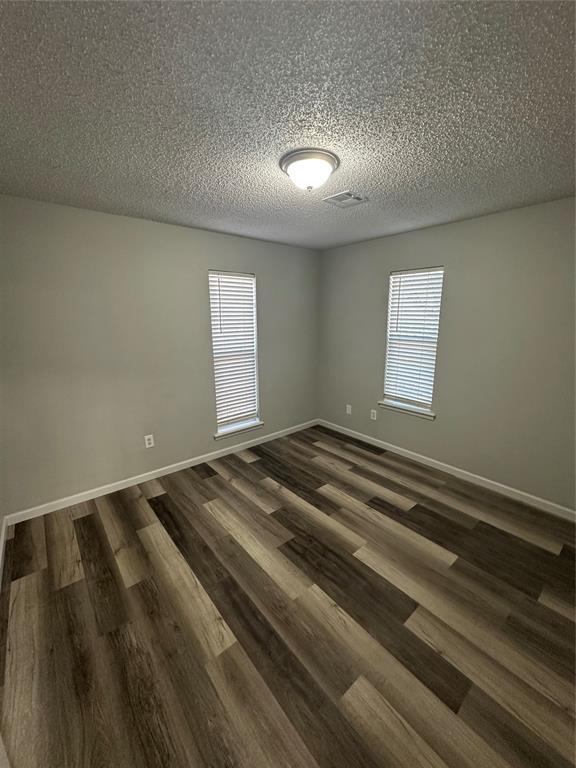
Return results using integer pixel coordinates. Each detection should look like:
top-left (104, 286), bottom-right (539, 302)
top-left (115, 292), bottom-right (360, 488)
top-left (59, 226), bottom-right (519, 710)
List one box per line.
top-left (0, 425), bottom-right (574, 768)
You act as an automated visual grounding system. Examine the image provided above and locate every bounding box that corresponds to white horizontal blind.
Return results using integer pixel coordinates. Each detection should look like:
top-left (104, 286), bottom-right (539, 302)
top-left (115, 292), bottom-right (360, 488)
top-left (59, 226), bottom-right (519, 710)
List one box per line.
top-left (384, 267), bottom-right (445, 410)
top-left (208, 271), bottom-right (259, 432)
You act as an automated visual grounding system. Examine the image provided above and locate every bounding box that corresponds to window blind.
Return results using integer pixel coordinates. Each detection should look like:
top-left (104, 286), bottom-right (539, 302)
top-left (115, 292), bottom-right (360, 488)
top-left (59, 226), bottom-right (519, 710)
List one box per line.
top-left (208, 271), bottom-right (260, 435)
top-left (383, 267), bottom-right (444, 412)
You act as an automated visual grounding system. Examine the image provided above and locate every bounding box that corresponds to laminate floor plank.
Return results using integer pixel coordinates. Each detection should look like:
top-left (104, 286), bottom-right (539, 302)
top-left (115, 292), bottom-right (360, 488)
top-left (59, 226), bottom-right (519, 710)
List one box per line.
top-left (114, 488), bottom-right (160, 530)
top-left (319, 439), bottom-right (451, 502)
top-left (137, 522), bottom-right (236, 662)
top-left (191, 461), bottom-right (219, 479)
top-left (73, 513), bottom-right (129, 636)
top-left (352, 464), bottom-right (565, 555)
top-left (202, 535), bottom-right (359, 701)
top-left (0, 540), bottom-right (14, 688)
top-left (539, 585), bottom-right (576, 622)
top-left (447, 557), bottom-right (541, 618)
top-left (235, 449), bottom-right (259, 464)
top-left (501, 599), bottom-right (575, 682)
top-left (406, 607), bottom-right (575, 761)
top-left (149, 493), bottom-right (229, 589)
top-left (296, 426), bottom-right (337, 444)
top-left (446, 480), bottom-right (575, 548)
top-left (310, 428), bottom-right (571, 546)
top-left (179, 466), bottom-right (221, 502)
top-left (249, 445), bottom-right (329, 494)
top-left (95, 496), bottom-right (148, 589)
top-left (1, 572), bottom-right (59, 768)
top-left (208, 457), bottom-right (282, 513)
top-left (257, 438), bottom-right (340, 487)
top-left (543, 545), bottom-right (576, 601)
top-left (160, 476), bottom-right (230, 546)
top-left (283, 434), bottom-right (334, 460)
top-left (102, 620), bottom-right (203, 768)
top-left (313, 446), bottom-right (419, 511)
top-left (313, 425), bottom-right (385, 455)
top-left (356, 544), bottom-right (574, 715)
top-left (417, 487), bottom-right (566, 556)
top-left (313, 428), bottom-right (566, 547)
top-left (341, 442), bottom-right (449, 489)
top-left (205, 641), bottom-right (320, 768)
top-left (45, 507), bottom-right (85, 590)
top-left (68, 501), bottom-right (96, 520)
top-left (459, 686), bottom-right (574, 768)
top-left (340, 675), bottom-right (449, 768)
top-left (291, 484), bottom-right (350, 516)
top-left (203, 498), bottom-right (312, 600)
top-left (264, 478), bottom-right (366, 553)
top-left (207, 575), bottom-right (383, 768)
top-left (11, 518), bottom-right (48, 581)
top-left (254, 450), bottom-right (350, 515)
top-left (209, 453), bottom-right (269, 486)
top-left (288, 434), bottom-right (359, 471)
top-left (43, 579), bottom-right (140, 768)
top-left (379, 450), bottom-right (455, 484)
top-left (2, 574), bottom-right (126, 768)
top-left (126, 577), bottom-right (247, 768)
top-left (280, 530), bottom-right (471, 712)
top-left (326, 487), bottom-right (458, 570)
top-left (369, 499), bottom-right (548, 598)
top-left (138, 479), bottom-right (166, 499)
top-left (161, 470), bottom-right (218, 511)
top-left (278, 526), bottom-right (418, 623)
top-left (204, 475), bottom-right (293, 547)
top-left (1, 425), bottom-right (573, 768)
top-left (200, 532), bottom-right (299, 628)
top-left (297, 584), bottom-right (512, 768)
top-left (312, 452), bottom-right (357, 473)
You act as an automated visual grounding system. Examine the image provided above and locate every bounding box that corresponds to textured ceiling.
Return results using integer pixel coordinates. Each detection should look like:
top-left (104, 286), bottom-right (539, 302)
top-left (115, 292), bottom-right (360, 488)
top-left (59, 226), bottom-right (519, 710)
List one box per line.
top-left (0, 1), bottom-right (574, 249)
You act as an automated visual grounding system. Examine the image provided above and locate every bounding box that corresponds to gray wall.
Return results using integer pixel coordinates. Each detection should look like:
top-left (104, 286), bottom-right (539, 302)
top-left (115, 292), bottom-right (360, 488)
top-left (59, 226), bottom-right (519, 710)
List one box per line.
top-left (0, 196), bottom-right (319, 516)
top-left (1, 195), bottom-right (574, 516)
top-left (318, 199), bottom-right (575, 509)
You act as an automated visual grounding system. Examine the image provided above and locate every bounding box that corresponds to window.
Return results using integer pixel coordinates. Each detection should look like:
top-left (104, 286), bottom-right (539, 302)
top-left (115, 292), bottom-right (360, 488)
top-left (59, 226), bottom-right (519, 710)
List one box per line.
top-left (380, 267), bottom-right (445, 419)
top-left (208, 271), bottom-right (262, 437)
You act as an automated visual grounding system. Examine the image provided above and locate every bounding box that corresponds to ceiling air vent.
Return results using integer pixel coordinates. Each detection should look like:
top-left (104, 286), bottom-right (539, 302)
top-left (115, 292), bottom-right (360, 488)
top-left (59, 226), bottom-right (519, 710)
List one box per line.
top-left (323, 190), bottom-right (368, 208)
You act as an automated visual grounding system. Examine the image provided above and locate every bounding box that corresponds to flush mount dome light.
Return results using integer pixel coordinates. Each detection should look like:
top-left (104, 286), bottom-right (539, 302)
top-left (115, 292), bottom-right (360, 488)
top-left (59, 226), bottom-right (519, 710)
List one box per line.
top-left (280, 148), bottom-right (339, 191)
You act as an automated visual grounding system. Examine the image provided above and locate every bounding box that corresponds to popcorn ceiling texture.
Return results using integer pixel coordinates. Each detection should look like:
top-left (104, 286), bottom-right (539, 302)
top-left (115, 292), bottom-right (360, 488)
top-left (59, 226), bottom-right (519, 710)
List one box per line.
top-left (0, 1), bottom-right (573, 248)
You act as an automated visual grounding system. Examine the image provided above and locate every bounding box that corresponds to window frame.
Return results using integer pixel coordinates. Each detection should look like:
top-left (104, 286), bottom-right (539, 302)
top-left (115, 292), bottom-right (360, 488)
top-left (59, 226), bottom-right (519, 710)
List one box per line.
top-left (379, 265), bottom-right (445, 420)
top-left (208, 270), bottom-right (263, 439)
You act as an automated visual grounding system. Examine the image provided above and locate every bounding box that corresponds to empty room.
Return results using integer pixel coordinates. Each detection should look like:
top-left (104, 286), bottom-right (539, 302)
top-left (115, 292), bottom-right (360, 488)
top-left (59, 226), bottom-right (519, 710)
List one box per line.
top-left (0, 1), bottom-right (574, 767)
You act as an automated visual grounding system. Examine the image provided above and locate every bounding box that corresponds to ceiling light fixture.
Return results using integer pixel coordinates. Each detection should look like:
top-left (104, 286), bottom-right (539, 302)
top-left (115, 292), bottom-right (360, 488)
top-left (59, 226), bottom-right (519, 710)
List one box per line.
top-left (280, 148), bottom-right (339, 191)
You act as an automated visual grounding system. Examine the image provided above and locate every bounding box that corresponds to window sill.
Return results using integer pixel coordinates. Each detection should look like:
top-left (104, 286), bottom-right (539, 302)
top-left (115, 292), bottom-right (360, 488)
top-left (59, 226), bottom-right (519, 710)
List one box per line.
top-left (214, 418), bottom-right (264, 440)
top-left (378, 399), bottom-right (436, 420)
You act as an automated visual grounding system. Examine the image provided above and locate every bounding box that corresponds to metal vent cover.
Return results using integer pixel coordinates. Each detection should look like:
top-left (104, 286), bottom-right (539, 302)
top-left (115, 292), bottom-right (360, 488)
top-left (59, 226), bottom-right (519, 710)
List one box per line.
top-left (323, 190), bottom-right (368, 208)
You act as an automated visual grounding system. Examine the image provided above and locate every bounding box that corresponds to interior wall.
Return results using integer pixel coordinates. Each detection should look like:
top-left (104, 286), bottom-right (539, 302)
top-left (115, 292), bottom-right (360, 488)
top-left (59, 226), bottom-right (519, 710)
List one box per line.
top-left (317, 198), bottom-right (575, 509)
top-left (0, 196), bottom-right (319, 517)
top-left (1, 195), bottom-right (574, 518)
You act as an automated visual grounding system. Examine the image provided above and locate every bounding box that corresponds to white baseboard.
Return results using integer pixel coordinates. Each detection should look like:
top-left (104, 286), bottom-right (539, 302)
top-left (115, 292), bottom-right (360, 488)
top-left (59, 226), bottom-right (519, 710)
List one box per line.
top-left (0, 419), bottom-right (317, 578)
top-left (317, 419), bottom-right (576, 523)
top-left (0, 417), bottom-right (571, 765)
top-left (4, 419), bottom-right (318, 527)
top-left (1, 416), bottom-right (573, 579)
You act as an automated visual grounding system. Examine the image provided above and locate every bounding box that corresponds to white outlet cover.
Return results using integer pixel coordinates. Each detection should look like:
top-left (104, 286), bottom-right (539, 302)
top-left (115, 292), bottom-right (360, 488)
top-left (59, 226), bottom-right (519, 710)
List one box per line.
top-left (346, 404), bottom-right (352, 415)
top-left (370, 409), bottom-right (377, 420)
top-left (144, 434), bottom-right (155, 448)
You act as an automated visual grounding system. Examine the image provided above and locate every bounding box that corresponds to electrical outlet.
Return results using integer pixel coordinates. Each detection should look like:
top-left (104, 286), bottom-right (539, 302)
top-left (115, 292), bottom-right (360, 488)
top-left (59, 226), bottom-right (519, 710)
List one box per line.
top-left (346, 404), bottom-right (352, 415)
top-left (370, 409), bottom-right (377, 421)
top-left (144, 434), bottom-right (155, 449)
